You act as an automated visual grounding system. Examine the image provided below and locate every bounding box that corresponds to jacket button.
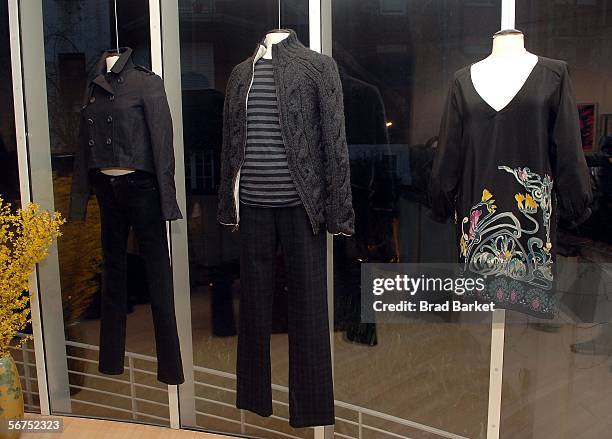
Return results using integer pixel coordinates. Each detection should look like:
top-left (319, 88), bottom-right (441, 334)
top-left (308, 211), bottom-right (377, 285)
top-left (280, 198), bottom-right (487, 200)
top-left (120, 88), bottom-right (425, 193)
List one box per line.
top-left (106, 116), bottom-right (113, 123)
top-left (117, 76), bottom-right (124, 84)
top-left (89, 96), bottom-right (96, 103)
top-left (88, 139), bottom-right (95, 146)
top-left (87, 118), bottom-right (94, 125)
top-left (109, 95), bottom-right (115, 101)
top-left (106, 138), bottom-right (112, 145)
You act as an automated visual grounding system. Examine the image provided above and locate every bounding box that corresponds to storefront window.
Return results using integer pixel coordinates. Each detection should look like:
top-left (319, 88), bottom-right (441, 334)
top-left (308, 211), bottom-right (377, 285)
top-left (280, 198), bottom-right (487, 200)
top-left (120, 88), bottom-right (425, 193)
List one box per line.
top-left (7, 1), bottom-right (612, 438)
top-left (331, 1), bottom-right (501, 437)
top-left (500, 2), bottom-right (612, 438)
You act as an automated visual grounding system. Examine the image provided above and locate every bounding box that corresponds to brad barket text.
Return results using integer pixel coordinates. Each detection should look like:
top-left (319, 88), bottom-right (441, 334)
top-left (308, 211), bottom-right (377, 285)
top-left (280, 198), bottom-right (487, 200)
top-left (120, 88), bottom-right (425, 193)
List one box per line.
top-left (373, 300), bottom-right (496, 313)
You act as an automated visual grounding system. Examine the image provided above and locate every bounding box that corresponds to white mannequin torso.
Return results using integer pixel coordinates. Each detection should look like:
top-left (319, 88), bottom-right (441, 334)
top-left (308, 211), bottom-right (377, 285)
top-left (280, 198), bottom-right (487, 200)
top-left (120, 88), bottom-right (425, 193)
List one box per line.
top-left (262, 31), bottom-right (289, 59)
top-left (101, 53), bottom-right (135, 176)
top-left (470, 32), bottom-right (538, 112)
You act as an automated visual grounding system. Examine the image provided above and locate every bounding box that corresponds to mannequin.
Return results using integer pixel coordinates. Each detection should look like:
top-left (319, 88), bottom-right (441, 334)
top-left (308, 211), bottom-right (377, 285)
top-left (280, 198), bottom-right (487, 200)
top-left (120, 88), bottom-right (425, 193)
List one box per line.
top-left (219, 28), bottom-right (354, 428)
top-left (101, 53), bottom-right (136, 177)
top-left (470, 29), bottom-right (538, 112)
top-left (105, 54), bottom-right (119, 72)
top-left (262, 30), bottom-right (289, 58)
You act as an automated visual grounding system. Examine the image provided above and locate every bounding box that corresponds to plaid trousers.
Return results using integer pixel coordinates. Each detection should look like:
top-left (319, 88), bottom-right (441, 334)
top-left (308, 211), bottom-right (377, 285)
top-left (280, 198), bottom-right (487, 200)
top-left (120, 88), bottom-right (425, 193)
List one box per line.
top-left (237, 204), bottom-right (335, 428)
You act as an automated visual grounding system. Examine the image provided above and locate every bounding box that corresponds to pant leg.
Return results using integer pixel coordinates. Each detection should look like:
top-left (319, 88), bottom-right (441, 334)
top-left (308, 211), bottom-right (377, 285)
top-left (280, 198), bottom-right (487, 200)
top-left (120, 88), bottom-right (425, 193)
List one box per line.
top-left (276, 206), bottom-right (334, 427)
top-left (236, 204), bottom-right (277, 417)
top-left (126, 173), bottom-right (184, 385)
top-left (93, 174), bottom-right (130, 375)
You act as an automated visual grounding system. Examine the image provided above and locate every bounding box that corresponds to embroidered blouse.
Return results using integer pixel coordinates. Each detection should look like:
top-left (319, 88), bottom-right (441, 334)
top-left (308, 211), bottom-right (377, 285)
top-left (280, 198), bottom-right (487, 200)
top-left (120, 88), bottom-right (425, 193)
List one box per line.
top-left (430, 56), bottom-right (592, 318)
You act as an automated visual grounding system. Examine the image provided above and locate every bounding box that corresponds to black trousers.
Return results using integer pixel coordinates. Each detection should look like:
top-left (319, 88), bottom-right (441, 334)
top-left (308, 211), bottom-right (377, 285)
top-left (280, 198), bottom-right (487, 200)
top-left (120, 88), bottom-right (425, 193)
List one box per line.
top-left (237, 204), bottom-right (334, 428)
top-left (92, 171), bottom-right (184, 385)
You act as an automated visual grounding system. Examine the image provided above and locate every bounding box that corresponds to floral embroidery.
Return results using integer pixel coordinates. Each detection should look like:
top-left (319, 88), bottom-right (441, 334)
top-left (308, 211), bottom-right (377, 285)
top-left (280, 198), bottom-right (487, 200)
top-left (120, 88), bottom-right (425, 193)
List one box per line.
top-left (460, 167), bottom-right (554, 313)
top-left (465, 277), bottom-right (556, 316)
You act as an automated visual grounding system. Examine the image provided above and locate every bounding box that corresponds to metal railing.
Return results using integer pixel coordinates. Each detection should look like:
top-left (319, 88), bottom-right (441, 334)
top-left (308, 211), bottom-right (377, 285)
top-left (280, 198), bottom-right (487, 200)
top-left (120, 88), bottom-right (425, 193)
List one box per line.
top-left (11, 337), bottom-right (466, 439)
top-left (9, 340), bottom-right (40, 413)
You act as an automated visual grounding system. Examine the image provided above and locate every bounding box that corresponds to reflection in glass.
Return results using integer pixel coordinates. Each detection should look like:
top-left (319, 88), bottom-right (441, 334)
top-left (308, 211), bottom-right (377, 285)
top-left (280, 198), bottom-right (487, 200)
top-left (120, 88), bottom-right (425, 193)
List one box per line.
top-left (332, 1), bottom-right (500, 437)
top-left (500, 2), bottom-right (612, 438)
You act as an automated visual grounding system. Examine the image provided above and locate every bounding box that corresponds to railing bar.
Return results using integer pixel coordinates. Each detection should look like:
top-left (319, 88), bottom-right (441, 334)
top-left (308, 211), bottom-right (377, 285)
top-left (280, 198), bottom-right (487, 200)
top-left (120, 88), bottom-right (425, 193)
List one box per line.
top-left (65, 340), bottom-right (158, 363)
top-left (66, 355), bottom-right (98, 365)
top-left (133, 397), bottom-right (169, 408)
top-left (128, 355), bottom-right (137, 421)
top-left (362, 423), bottom-right (411, 439)
top-left (334, 400), bottom-right (468, 439)
top-left (71, 398), bottom-right (169, 422)
top-left (243, 422), bottom-right (303, 439)
top-left (22, 344), bottom-right (33, 409)
top-left (272, 399), bottom-right (289, 408)
top-left (335, 416), bottom-right (358, 427)
top-left (18, 375), bottom-right (36, 382)
top-left (195, 381), bottom-right (236, 394)
top-left (194, 396), bottom-right (235, 409)
top-left (358, 411), bottom-right (363, 439)
top-left (133, 382), bottom-right (167, 392)
top-left (67, 370), bottom-right (131, 385)
top-left (131, 367), bottom-right (157, 376)
top-left (271, 383), bottom-right (289, 392)
top-left (193, 366), bottom-right (236, 380)
top-left (69, 384), bottom-right (131, 399)
top-left (194, 410), bottom-right (242, 426)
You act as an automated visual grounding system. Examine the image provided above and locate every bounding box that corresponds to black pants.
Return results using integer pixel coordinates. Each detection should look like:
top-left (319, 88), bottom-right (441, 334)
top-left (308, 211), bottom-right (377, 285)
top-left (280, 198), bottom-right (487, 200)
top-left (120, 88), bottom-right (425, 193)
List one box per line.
top-left (237, 204), bottom-right (334, 427)
top-left (92, 171), bottom-right (184, 385)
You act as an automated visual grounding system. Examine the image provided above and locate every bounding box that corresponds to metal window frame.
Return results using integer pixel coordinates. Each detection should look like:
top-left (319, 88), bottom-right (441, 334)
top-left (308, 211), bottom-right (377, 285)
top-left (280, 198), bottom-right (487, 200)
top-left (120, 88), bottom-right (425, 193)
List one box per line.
top-left (9, 0), bottom-right (71, 416)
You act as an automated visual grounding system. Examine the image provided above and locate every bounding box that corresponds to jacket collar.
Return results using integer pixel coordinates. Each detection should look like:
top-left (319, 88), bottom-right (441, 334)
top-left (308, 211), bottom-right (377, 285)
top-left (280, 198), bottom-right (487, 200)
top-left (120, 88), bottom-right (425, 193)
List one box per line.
top-left (251, 29), bottom-right (306, 65)
top-left (90, 47), bottom-right (134, 94)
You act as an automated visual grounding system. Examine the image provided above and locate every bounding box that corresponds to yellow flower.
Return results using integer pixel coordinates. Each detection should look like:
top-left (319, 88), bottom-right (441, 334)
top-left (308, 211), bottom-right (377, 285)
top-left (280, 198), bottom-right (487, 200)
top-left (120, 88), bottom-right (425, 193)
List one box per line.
top-left (460, 235), bottom-right (468, 257)
top-left (525, 194), bottom-right (538, 210)
top-left (0, 198), bottom-right (64, 357)
top-left (482, 189), bottom-right (493, 201)
top-left (545, 242), bottom-right (552, 252)
top-left (515, 193), bottom-right (525, 209)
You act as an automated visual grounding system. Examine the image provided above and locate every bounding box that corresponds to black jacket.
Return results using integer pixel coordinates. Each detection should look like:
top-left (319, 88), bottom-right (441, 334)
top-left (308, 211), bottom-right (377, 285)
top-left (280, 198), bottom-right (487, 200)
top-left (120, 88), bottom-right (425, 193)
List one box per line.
top-left (69, 47), bottom-right (182, 221)
top-left (217, 29), bottom-right (355, 235)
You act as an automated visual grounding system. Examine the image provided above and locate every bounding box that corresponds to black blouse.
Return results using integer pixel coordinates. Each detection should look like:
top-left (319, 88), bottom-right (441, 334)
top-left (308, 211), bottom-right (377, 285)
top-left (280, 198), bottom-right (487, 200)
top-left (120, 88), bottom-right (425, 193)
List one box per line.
top-left (430, 56), bottom-right (592, 318)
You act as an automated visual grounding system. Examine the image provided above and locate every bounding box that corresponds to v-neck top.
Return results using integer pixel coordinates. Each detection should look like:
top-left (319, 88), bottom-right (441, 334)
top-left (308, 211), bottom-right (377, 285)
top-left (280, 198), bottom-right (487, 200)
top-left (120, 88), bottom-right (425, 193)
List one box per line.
top-left (430, 56), bottom-right (592, 318)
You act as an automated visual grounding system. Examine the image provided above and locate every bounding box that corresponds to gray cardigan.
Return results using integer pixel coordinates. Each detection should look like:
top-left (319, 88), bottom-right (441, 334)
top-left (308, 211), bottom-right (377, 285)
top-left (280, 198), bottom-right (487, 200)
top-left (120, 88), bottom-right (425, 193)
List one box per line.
top-left (217, 29), bottom-right (355, 235)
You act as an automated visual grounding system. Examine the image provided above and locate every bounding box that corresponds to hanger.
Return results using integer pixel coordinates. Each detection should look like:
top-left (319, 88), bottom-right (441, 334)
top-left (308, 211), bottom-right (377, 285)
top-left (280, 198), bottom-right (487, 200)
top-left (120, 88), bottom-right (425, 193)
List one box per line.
top-left (113, 0), bottom-right (119, 54)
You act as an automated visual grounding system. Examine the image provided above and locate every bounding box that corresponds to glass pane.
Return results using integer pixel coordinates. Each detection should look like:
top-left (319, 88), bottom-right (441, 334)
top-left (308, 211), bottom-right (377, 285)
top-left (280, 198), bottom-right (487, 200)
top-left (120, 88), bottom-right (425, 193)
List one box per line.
top-left (501, 2), bottom-right (612, 438)
top-left (178, 1), bottom-right (318, 438)
top-left (332, 1), bottom-right (501, 437)
top-left (0, 2), bottom-right (20, 207)
top-left (281, 0), bottom-right (309, 46)
top-left (1, 0), bottom-right (38, 414)
top-left (41, 0), bottom-right (173, 425)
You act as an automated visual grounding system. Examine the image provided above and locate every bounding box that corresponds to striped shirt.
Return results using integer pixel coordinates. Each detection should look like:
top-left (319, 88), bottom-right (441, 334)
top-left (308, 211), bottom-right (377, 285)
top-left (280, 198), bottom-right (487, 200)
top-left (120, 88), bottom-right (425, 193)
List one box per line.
top-left (239, 58), bottom-right (301, 207)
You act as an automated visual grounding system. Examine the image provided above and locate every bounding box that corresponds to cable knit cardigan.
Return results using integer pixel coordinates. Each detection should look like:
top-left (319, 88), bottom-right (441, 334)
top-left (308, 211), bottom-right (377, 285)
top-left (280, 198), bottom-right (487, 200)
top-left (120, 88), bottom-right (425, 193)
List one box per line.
top-left (217, 29), bottom-right (355, 236)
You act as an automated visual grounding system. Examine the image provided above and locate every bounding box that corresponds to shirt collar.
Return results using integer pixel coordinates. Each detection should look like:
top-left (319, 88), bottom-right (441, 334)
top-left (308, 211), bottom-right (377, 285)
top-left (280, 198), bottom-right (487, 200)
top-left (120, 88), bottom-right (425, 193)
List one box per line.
top-left (89, 47), bottom-right (134, 94)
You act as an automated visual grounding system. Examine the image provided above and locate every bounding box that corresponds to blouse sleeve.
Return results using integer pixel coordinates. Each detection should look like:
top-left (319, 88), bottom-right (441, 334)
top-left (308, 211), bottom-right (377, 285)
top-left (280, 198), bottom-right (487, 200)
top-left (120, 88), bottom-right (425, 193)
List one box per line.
top-left (430, 78), bottom-right (463, 223)
top-left (551, 63), bottom-right (593, 227)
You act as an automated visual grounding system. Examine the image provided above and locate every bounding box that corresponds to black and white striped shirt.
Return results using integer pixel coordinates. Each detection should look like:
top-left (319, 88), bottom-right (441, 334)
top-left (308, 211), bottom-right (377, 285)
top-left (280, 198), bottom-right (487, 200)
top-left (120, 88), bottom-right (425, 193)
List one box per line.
top-left (239, 58), bottom-right (301, 207)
